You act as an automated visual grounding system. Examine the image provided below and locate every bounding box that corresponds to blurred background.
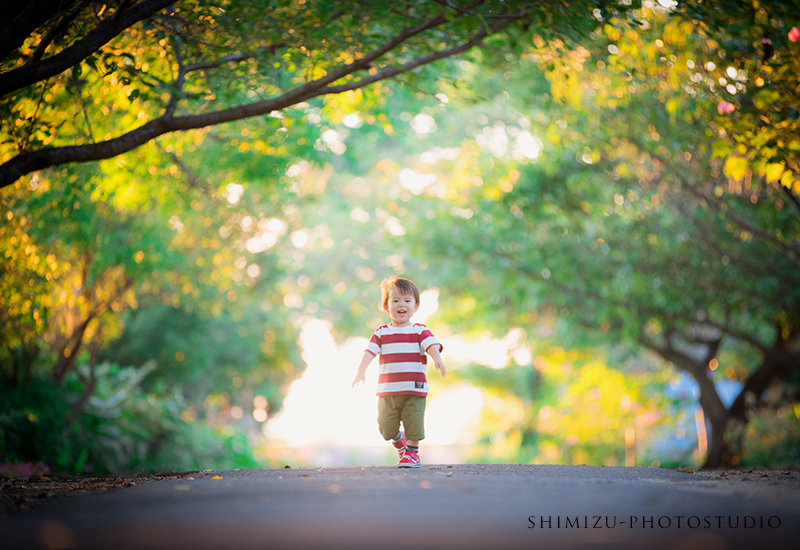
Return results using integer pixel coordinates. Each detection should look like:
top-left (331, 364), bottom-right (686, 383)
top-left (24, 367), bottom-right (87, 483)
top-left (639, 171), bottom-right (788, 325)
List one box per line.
top-left (2, 0), bottom-right (798, 476)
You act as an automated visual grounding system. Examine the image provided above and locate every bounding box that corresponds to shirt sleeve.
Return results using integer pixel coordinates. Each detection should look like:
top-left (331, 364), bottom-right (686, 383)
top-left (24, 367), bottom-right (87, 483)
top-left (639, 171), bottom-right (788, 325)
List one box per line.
top-left (419, 325), bottom-right (443, 353)
top-left (365, 329), bottom-right (381, 356)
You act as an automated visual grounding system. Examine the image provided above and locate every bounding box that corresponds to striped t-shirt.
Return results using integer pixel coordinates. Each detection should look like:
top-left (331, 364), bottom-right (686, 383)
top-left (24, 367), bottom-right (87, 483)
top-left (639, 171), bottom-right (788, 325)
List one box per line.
top-left (365, 323), bottom-right (443, 397)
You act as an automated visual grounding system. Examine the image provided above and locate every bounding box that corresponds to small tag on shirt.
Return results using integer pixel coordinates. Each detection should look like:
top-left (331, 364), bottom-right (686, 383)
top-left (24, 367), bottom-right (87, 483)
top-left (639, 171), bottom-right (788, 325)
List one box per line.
top-left (415, 381), bottom-right (424, 389)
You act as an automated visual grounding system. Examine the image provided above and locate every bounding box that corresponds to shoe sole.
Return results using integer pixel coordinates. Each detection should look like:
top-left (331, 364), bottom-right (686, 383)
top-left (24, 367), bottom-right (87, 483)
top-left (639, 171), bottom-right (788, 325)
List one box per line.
top-left (397, 463), bottom-right (420, 468)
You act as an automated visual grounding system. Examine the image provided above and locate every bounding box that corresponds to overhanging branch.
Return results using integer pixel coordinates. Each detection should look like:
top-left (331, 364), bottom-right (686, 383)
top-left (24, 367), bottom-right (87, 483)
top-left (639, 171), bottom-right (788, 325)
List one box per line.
top-left (631, 137), bottom-right (800, 267)
top-left (0, 0), bottom-right (176, 98)
top-left (28, 0), bottom-right (92, 66)
top-left (0, 8), bottom-right (526, 188)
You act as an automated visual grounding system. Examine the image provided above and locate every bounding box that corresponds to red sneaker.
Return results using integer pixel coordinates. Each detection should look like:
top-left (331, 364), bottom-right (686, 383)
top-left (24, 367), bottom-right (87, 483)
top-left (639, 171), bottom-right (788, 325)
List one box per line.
top-left (392, 431), bottom-right (407, 458)
top-left (398, 449), bottom-right (420, 468)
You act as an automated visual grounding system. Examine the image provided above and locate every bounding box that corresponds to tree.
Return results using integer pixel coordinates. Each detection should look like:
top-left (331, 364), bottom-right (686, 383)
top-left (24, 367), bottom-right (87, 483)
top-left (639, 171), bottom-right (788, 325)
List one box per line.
top-left (669, 0), bottom-right (800, 202)
top-left (0, 134), bottom-right (305, 473)
top-left (0, 0), bottom-right (645, 189)
top-left (402, 6), bottom-right (799, 468)
top-left (533, 5), bottom-right (800, 468)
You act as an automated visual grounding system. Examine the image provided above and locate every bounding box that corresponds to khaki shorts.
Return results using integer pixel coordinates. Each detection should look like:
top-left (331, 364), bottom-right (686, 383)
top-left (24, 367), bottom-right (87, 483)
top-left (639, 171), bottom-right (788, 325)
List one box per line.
top-left (377, 395), bottom-right (426, 441)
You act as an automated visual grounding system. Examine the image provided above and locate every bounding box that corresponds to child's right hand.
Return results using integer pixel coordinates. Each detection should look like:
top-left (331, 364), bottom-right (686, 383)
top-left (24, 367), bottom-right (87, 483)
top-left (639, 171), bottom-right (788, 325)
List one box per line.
top-left (352, 372), bottom-right (365, 388)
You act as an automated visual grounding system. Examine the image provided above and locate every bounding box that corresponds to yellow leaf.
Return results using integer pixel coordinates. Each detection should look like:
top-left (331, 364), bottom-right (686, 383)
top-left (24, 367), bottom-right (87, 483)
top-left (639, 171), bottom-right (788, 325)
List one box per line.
top-left (665, 99), bottom-right (679, 115)
top-left (764, 163), bottom-right (784, 183)
top-left (723, 157), bottom-right (748, 181)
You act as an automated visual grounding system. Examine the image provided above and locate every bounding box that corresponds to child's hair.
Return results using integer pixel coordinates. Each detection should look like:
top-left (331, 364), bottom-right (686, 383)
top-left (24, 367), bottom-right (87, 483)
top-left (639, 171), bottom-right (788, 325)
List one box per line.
top-left (380, 276), bottom-right (420, 308)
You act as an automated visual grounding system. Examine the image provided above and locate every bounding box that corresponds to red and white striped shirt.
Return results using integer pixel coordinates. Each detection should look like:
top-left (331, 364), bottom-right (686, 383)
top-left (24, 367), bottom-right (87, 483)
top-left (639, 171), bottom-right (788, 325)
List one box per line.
top-left (365, 323), bottom-right (443, 397)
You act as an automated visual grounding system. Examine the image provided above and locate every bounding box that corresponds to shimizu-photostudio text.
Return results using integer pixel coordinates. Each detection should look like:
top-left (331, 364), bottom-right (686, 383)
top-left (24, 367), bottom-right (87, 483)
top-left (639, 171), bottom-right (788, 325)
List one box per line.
top-left (527, 516), bottom-right (781, 529)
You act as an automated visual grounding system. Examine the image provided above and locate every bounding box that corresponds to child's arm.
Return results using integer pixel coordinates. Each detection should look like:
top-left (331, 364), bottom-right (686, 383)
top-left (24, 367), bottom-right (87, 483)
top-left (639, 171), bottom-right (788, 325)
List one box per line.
top-left (427, 346), bottom-right (446, 377)
top-left (352, 351), bottom-right (375, 388)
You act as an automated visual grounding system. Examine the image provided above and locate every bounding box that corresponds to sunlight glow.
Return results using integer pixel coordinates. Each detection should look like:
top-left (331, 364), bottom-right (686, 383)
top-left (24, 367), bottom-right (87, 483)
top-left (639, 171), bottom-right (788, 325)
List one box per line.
top-left (410, 113), bottom-right (437, 136)
top-left (321, 129), bottom-right (346, 154)
top-left (264, 318), bottom-right (378, 447)
top-left (223, 183), bottom-right (244, 204)
top-left (245, 217), bottom-right (286, 253)
top-left (342, 113), bottom-right (362, 128)
top-left (399, 168), bottom-right (436, 194)
top-left (265, 305), bottom-right (532, 464)
top-left (415, 288), bottom-right (439, 323)
top-left (445, 327), bottom-right (531, 369)
top-left (517, 131), bottom-right (542, 159)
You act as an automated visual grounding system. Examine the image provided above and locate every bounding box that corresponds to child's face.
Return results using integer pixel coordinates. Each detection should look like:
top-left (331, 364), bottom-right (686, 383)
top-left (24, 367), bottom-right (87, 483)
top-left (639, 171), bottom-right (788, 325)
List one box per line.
top-left (384, 287), bottom-right (419, 326)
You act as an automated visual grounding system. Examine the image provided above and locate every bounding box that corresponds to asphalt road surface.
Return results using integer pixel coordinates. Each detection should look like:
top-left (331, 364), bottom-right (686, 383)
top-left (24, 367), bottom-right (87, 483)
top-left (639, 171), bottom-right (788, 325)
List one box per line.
top-left (2, 464), bottom-right (799, 549)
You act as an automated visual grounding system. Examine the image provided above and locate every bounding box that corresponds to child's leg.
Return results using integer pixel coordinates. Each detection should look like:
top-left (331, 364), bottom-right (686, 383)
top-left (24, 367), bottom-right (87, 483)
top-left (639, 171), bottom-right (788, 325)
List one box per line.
top-left (399, 395), bottom-right (426, 445)
top-left (377, 396), bottom-right (402, 441)
top-left (398, 396), bottom-right (425, 467)
top-left (378, 397), bottom-right (408, 460)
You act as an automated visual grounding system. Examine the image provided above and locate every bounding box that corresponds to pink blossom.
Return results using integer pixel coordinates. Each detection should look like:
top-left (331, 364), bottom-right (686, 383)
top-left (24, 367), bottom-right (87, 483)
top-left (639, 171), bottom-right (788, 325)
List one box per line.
top-left (789, 27), bottom-right (800, 42)
top-left (717, 101), bottom-right (735, 115)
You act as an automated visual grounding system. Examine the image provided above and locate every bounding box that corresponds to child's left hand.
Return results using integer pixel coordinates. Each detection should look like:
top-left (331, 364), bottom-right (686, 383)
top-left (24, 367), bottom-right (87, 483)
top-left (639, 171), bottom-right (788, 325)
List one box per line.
top-left (435, 357), bottom-right (446, 377)
top-left (427, 346), bottom-right (446, 377)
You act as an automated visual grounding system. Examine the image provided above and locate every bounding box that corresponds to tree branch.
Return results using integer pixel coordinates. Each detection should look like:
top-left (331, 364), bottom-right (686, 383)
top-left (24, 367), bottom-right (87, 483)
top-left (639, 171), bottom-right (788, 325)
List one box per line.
top-left (0, 0), bottom-right (176, 98)
top-left (319, 13), bottom-right (520, 95)
top-left (631, 137), bottom-right (800, 267)
top-left (21, 80), bottom-right (49, 151)
top-left (53, 312), bottom-right (94, 382)
top-left (0, 7), bottom-right (527, 187)
top-left (184, 53), bottom-right (253, 74)
top-left (65, 361), bottom-right (97, 428)
top-left (778, 180), bottom-right (800, 215)
top-left (1, 0), bottom-right (82, 63)
top-left (701, 317), bottom-right (769, 353)
top-left (643, 330), bottom-right (729, 421)
top-left (667, 190), bottom-right (797, 298)
top-left (164, 34), bottom-right (186, 118)
top-left (27, 0), bottom-right (92, 66)
top-left (433, 0), bottom-right (519, 19)
top-left (727, 355), bottom-right (778, 423)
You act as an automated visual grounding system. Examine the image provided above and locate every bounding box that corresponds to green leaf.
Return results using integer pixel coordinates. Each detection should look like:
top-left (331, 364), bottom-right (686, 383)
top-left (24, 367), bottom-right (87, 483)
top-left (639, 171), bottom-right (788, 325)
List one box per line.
top-left (711, 140), bottom-right (732, 160)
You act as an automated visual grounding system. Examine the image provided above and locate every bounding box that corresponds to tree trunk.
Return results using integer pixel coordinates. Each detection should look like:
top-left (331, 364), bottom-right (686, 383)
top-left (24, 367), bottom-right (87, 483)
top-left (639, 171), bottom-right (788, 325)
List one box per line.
top-left (703, 412), bottom-right (731, 469)
top-left (690, 367), bottom-right (732, 469)
top-left (53, 312), bottom-right (96, 383)
top-left (647, 331), bottom-right (734, 468)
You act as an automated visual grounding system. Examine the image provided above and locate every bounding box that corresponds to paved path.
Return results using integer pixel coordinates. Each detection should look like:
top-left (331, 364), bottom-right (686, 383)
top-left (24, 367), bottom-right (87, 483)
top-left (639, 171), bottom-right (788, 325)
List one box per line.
top-left (2, 465), bottom-right (799, 549)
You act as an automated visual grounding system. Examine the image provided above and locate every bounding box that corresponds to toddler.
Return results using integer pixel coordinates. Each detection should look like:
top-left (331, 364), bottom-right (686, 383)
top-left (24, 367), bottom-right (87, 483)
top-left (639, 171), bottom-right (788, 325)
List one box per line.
top-left (352, 276), bottom-right (445, 467)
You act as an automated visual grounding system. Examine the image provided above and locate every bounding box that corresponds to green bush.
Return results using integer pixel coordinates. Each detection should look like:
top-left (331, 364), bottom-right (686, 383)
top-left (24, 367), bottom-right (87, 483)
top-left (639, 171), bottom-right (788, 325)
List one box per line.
top-left (0, 363), bottom-right (264, 475)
